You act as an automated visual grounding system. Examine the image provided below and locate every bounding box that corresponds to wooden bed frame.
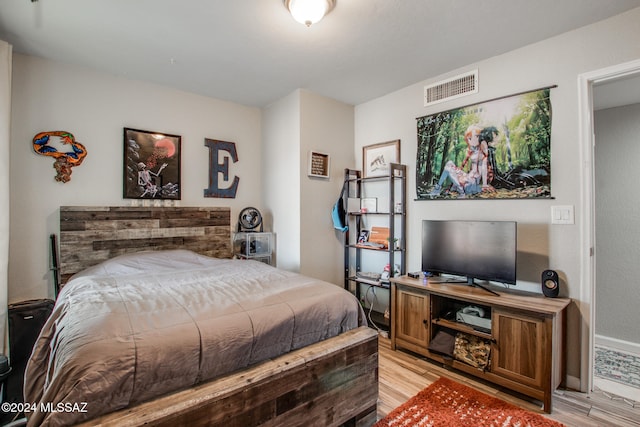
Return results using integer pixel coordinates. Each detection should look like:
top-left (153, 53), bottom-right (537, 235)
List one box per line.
top-left (56, 206), bottom-right (379, 426)
top-left (58, 206), bottom-right (233, 285)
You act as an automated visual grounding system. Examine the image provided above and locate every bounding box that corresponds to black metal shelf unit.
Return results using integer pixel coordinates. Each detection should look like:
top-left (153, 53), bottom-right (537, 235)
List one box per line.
top-left (342, 163), bottom-right (407, 329)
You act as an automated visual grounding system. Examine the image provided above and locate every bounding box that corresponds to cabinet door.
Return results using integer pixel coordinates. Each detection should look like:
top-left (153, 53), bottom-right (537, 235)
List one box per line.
top-left (492, 309), bottom-right (549, 389)
top-left (395, 288), bottom-right (429, 348)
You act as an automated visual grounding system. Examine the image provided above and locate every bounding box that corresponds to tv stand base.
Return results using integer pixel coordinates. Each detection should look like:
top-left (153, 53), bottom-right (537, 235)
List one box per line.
top-left (390, 275), bottom-right (570, 413)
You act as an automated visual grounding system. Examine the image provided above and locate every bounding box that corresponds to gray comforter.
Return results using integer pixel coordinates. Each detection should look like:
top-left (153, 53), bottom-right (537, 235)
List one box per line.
top-left (24, 250), bottom-right (364, 426)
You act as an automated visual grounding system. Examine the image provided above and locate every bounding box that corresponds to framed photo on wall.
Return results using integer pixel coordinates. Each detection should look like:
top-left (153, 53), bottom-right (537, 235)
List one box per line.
top-left (308, 150), bottom-right (330, 179)
top-left (123, 128), bottom-right (181, 200)
top-left (362, 139), bottom-right (400, 178)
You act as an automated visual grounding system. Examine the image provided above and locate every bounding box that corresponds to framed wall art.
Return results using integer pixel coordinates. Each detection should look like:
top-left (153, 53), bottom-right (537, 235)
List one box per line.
top-left (308, 150), bottom-right (330, 179)
top-left (416, 86), bottom-right (554, 200)
top-left (123, 128), bottom-right (181, 200)
top-left (362, 139), bottom-right (400, 178)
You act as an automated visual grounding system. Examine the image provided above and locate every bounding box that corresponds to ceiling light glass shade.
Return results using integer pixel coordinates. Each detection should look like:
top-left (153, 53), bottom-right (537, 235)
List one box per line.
top-left (285, 0), bottom-right (336, 27)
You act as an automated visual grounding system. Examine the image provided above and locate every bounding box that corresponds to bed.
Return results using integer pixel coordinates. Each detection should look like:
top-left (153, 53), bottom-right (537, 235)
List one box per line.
top-left (24, 206), bottom-right (378, 426)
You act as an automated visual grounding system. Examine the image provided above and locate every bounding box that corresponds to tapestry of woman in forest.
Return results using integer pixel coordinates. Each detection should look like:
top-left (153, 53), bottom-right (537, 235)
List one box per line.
top-left (416, 88), bottom-right (552, 200)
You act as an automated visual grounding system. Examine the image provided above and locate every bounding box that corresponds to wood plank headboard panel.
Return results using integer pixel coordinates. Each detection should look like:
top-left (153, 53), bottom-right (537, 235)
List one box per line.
top-left (59, 206), bottom-right (232, 284)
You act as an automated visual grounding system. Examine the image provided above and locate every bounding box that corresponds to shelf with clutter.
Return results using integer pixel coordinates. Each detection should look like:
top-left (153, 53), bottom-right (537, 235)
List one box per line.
top-left (341, 163), bottom-right (406, 331)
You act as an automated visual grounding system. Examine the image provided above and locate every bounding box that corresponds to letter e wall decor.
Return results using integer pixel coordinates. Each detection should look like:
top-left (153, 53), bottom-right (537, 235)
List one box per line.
top-left (204, 138), bottom-right (240, 198)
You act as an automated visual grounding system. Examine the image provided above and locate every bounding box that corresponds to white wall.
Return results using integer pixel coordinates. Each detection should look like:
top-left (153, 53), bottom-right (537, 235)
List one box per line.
top-left (299, 90), bottom-right (354, 285)
top-left (594, 103), bottom-right (640, 345)
top-left (262, 89), bottom-right (354, 283)
top-left (9, 53), bottom-right (262, 302)
top-left (262, 91), bottom-right (301, 272)
top-left (10, 54), bottom-right (354, 304)
top-left (354, 7), bottom-right (640, 383)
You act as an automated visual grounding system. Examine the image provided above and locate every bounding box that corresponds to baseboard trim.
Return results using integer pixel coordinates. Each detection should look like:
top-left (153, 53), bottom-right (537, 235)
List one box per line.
top-left (595, 334), bottom-right (640, 356)
top-left (594, 377), bottom-right (640, 402)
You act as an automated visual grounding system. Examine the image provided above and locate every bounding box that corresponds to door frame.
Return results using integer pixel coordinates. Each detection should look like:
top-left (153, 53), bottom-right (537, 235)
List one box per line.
top-left (577, 58), bottom-right (640, 393)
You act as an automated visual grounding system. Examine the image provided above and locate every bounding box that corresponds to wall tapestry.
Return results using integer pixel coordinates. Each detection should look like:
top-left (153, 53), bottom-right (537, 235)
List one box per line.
top-left (416, 87), bottom-right (553, 200)
top-left (123, 128), bottom-right (181, 200)
top-left (32, 131), bottom-right (87, 183)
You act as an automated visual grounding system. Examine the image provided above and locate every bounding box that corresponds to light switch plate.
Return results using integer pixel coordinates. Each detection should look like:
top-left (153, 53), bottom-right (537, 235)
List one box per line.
top-left (551, 205), bottom-right (574, 225)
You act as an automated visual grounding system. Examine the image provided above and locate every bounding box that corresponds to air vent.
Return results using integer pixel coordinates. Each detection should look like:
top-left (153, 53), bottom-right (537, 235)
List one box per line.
top-left (424, 70), bottom-right (478, 107)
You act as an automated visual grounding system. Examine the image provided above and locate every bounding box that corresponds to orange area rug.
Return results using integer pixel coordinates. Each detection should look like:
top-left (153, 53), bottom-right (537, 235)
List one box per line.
top-left (375, 377), bottom-right (565, 426)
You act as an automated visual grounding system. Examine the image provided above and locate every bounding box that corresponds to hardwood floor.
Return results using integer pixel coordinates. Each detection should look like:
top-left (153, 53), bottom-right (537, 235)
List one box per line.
top-left (378, 335), bottom-right (640, 426)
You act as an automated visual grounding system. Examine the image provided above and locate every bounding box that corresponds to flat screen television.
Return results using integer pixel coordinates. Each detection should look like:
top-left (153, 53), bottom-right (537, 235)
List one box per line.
top-left (421, 220), bottom-right (517, 294)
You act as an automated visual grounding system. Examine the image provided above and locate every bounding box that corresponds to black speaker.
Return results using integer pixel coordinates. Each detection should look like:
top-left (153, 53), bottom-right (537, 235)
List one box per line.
top-left (541, 270), bottom-right (559, 298)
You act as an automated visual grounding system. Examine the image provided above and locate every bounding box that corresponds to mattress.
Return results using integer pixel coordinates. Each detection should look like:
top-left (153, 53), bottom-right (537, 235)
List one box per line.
top-left (24, 250), bottom-right (365, 426)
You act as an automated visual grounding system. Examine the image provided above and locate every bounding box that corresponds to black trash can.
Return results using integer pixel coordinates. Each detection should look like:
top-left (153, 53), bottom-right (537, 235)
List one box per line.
top-left (6, 299), bottom-right (54, 407)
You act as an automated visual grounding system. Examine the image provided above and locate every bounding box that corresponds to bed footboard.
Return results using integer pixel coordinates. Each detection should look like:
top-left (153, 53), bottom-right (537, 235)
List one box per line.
top-left (75, 327), bottom-right (378, 427)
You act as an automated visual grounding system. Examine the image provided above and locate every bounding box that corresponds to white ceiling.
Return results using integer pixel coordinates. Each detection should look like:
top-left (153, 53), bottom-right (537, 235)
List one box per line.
top-left (1, 0), bottom-right (640, 107)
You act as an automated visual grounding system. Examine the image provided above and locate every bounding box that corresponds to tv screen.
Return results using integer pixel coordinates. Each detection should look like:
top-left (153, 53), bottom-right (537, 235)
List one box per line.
top-left (421, 220), bottom-right (517, 285)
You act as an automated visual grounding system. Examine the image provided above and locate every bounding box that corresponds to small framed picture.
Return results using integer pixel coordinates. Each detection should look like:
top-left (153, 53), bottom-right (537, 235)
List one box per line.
top-left (362, 139), bottom-right (400, 178)
top-left (308, 150), bottom-right (330, 179)
top-left (123, 128), bottom-right (181, 200)
top-left (360, 197), bottom-right (377, 213)
top-left (358, 230), bottom-right (370, 244)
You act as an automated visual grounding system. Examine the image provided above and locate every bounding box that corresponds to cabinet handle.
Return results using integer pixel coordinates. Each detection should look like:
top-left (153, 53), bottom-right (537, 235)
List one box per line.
top-left (422, 319), bottom-right (428, 325)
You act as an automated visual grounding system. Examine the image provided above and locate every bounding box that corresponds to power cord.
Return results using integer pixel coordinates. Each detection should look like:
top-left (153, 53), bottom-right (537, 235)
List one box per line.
top-left (364, 285), bottom-right (388, 337)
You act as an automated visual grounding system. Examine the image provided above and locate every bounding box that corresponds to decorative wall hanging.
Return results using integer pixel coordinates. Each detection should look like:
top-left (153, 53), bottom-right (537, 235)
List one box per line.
top-left (204, 138), bottom-right (239, 198)
top-left (32, 131), bottom-right (87, 183)
top-left (123, 128), bottom-right (181, 200)
top-left (362, 139), bottom-right (400, 178)
top-left (416, 86), bottom-right (554, 200)
top-left (308, 150), bottom-right (330, 179)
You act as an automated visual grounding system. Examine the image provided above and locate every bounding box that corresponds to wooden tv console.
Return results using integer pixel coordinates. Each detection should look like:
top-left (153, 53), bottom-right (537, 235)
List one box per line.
top-left (390, 276), bottom-right (571, 413)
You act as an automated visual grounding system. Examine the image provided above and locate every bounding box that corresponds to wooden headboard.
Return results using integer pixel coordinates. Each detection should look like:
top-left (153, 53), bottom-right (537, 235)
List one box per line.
top-left (59, 206), bottom-right (232, 284)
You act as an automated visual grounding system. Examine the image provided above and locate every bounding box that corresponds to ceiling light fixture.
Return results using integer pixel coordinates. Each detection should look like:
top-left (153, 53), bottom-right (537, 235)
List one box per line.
top-left (284, 0), bottom-right (336, 27)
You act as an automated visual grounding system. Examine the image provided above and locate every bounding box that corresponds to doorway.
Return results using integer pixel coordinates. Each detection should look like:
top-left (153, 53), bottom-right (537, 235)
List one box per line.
top-left (579, 59), bottom-right (640, 402)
